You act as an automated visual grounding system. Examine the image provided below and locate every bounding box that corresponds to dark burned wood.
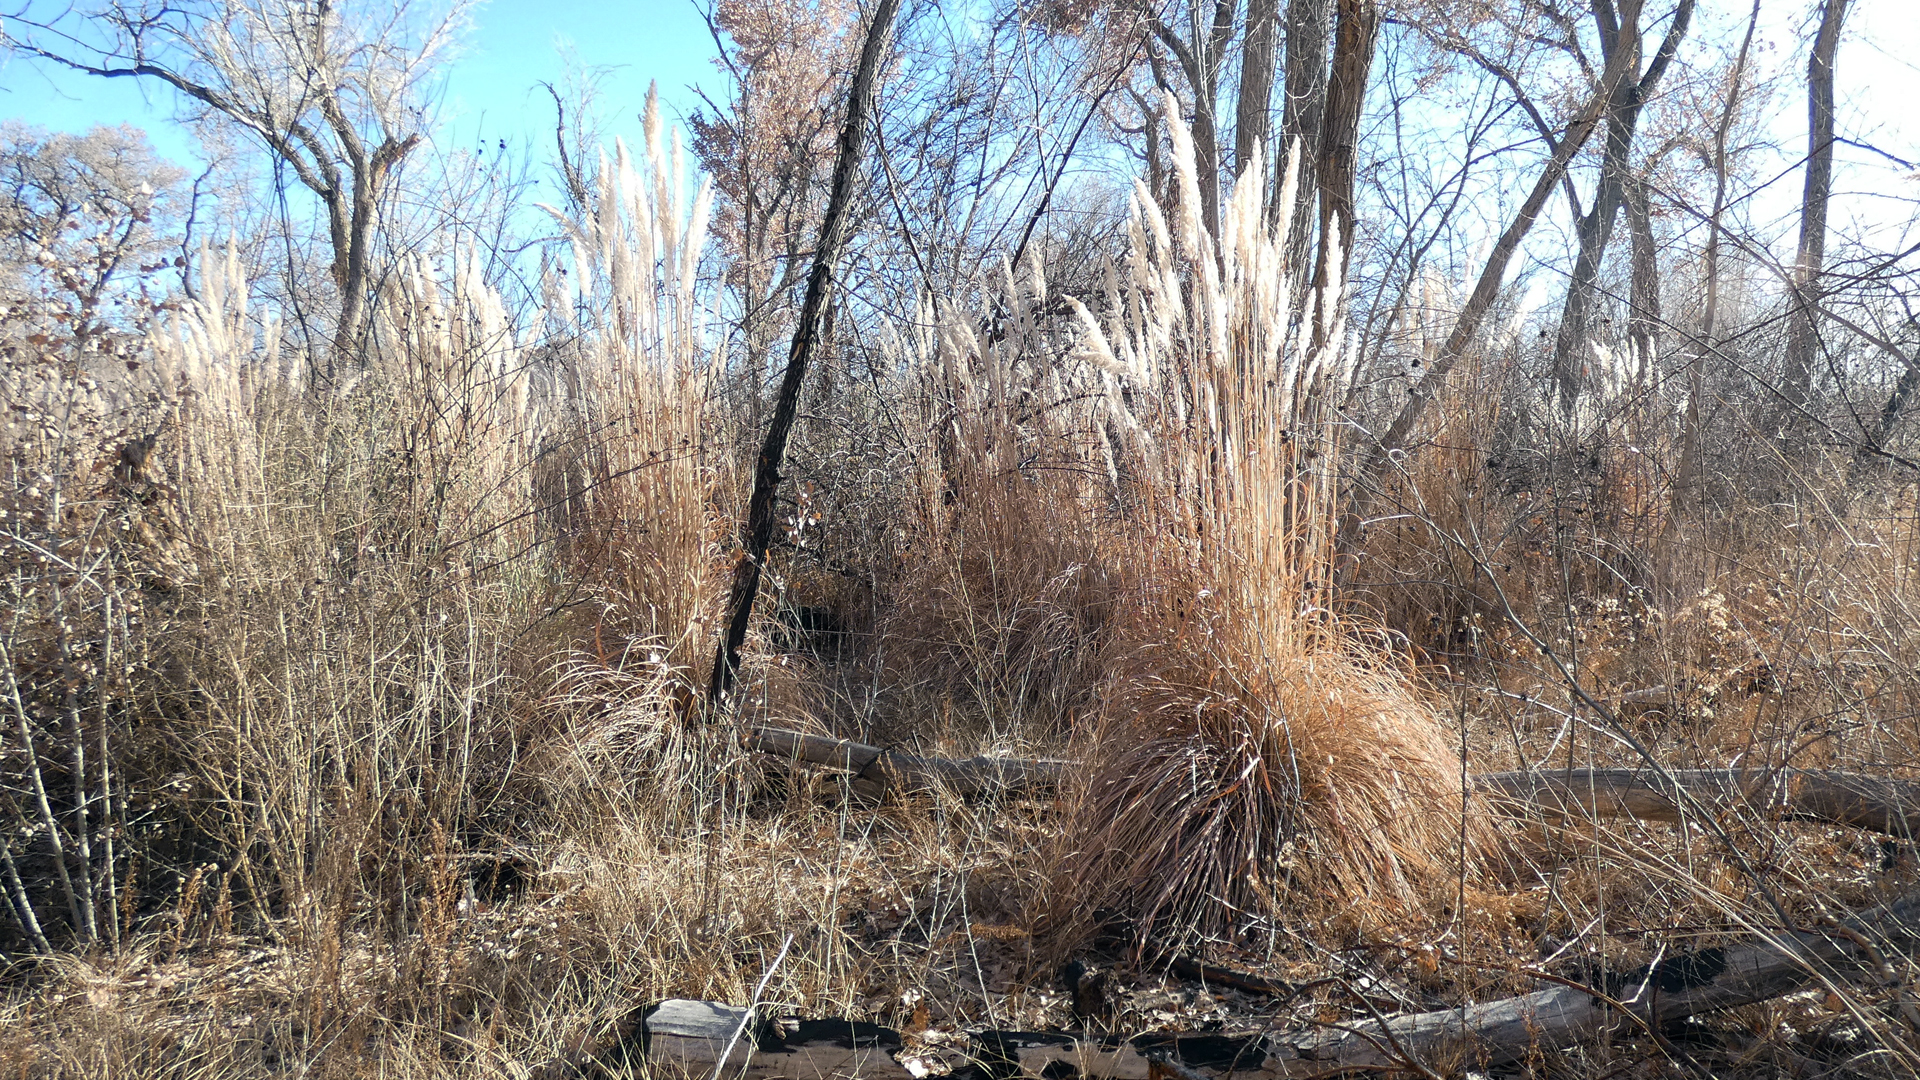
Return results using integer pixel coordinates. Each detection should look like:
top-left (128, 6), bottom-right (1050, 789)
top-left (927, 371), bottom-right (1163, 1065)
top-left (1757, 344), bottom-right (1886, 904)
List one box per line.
top-left (537, 888), bottom-right (1920, 1077)
top-left (745, 727), bottom-right (1068, 799)
top-left (1164, 956), bottom-right (1294, 997)
top-left (1477, 767), bottom-right (1920, 836)
top-left (1143, 1050), bottom-right (1214, 1080)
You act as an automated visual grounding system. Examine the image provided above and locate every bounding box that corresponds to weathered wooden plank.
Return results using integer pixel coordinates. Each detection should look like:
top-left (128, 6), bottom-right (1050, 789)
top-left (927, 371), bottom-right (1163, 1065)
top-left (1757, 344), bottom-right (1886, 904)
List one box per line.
top-left (539, 999), bottom-right (916, 1080)
top-left (1477, 767), bottom-right (1920, 836)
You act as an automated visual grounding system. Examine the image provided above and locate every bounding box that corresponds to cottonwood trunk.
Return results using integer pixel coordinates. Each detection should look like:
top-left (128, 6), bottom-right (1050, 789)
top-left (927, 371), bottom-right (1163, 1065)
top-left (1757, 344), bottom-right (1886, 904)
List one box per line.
top-left (1550, 0), bottom-right (1693, 415)
top-left (1235, 0), bottom-right (1279, 186)
top-left (1275, 0), bottom-right (1331, 269)
top-left (1312, 0), bottom-right (1378, 295)
top-left (1782, 0), bottom-right (1851, 414)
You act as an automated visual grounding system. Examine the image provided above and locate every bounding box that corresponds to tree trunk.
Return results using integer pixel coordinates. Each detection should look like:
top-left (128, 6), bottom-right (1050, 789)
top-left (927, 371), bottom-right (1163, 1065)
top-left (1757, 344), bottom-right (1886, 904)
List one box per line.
top-left (705, 0), bottom-right (903, 714)
top-left (1623, 172), bottom-right (1661, 388)
top-left (1132, 1), bottom-right (1240, 237)
top-left (1235, 0), bottom-right (1279, 186)
top-left (1782, 0), bottom-right (1851, 413)
top-left (1551, 0), bottom-right (1694, 416)
top-left (1275, 0), bottom-right (1331, 266)
top-left (1668, 0), bottom-right (1758, 531)
top-left (1312, 0), bottom-right (1379, 292)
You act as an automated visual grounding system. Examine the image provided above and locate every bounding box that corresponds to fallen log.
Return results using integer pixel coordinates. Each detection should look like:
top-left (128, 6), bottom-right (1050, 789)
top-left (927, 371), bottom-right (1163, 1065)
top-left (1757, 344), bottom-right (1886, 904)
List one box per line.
top-left (744, 726), bottom-right (1069, 799)
top-left (1290, 887), bottom-right (1920, 1069)
top-left (745, 724), bottom-right (1920, 837)
top-left (1476, 768), bottom-right (1920, 836)
top-left (537, 888), bottom-right (1920, 1078)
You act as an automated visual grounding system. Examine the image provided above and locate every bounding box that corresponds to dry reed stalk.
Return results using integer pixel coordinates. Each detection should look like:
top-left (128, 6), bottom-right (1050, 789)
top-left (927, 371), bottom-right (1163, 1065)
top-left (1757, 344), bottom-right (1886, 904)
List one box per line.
top-left (537, 85), bottom-right (728, 709)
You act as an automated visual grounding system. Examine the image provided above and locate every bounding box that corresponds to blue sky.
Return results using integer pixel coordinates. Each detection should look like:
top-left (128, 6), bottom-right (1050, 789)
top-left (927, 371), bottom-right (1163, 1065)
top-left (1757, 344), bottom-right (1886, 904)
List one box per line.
top-left (0, 0), bottom-right (1914, 263)
top-left (0, 0), bottom-right (727, 169)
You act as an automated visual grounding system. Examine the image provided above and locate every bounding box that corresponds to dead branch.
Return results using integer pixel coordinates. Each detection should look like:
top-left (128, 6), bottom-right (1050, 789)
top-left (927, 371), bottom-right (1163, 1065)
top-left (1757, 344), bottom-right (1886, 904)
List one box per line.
top-left (744, 725), bottom-right (1920, 837)
top-left (744, 726), bottom-right (1068, 799)
top-left (537, 885), bottom-right (1920, 1077)
top-left (1477, 767), bottom-right (1920, 836)
top-left (1289, 887), bottom-right (1920, 1069)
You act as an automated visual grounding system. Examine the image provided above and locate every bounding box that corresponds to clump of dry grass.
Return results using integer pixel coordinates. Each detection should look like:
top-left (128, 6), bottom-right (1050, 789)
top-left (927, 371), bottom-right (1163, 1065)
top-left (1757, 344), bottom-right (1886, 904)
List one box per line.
top-left (862, 274), bottom-right (1125, 744)
top-left (1072, 106), bottom-right (1488, 945)
top-left (884, 99), bottom-right (1492, 950)
top-left (1076, 647), bottom-right (1483, 947)
top-left (536, 90), bottom-right (729, 707)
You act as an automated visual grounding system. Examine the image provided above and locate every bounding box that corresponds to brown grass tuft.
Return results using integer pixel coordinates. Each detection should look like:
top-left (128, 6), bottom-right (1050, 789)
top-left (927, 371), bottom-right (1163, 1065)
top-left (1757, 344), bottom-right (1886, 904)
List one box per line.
top-left (1069, 642), bottom-right (1488, 949)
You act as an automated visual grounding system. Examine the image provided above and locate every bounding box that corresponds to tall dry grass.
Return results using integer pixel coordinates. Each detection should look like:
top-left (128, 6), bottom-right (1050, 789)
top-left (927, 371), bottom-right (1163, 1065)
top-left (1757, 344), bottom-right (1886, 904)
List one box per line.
top-left (883, 100), bottom-right (1491, 952)
top-left (0, 94), bottom-right (748, 1072)
top-left (11, 69), bottom-right (1920, 1080)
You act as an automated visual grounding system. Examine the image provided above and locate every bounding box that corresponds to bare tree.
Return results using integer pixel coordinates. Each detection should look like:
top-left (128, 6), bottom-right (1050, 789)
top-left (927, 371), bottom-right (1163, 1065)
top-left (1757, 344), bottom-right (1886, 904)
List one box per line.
top-left (690, 0), bottom-right (858, 396)
top-left (1666, 0), bottom-right (1760, 528)
top-left (1781, 0), bottom-right (1851, 411)
top-left (1343, 10), bottom-right (1648, 518)
top-left (1123, 0), bottom-right (1241, 236)
top-left (0, 123), bottom-right (189, 357)
top-left (6, 0), bottom-right (465, 372)
top-left (1548, 0), bottom-right (1694, 415)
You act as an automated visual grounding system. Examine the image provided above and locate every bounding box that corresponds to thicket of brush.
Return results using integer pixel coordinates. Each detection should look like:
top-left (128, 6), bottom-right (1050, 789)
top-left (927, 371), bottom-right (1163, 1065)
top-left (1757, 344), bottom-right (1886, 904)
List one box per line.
top-left (4, 95), bottom-right (1920, 1079)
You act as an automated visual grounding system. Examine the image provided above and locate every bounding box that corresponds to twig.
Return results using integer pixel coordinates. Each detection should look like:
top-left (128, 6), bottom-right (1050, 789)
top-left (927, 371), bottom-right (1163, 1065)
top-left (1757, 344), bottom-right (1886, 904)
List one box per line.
top-left (711, 932), bottom-right (795, 1080)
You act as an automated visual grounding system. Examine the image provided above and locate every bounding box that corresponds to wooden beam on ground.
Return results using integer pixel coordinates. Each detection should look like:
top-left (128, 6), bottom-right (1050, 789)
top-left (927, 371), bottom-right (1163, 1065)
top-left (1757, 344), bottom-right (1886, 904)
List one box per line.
top-left (536, 888), bottom-right (1920, 1078)
top-left (1476, 767), bottom-right (1920, 836)
top-left (743, 726), bottom-right (1068, 799)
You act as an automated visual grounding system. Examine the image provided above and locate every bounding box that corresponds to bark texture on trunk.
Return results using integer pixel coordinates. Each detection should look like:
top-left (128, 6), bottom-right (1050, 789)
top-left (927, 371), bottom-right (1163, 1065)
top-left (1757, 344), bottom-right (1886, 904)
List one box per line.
top-left (1312, 0), bottom-right (1379, 295)
top-left (1235, 0), bottom-right (1279, 186)
top-left (1276, 0), bottom-right (1331, 268)
top-left (1550, 0), bottom-right (1693, 415)
top-left (1782, 0), bottom-right (1851, 412)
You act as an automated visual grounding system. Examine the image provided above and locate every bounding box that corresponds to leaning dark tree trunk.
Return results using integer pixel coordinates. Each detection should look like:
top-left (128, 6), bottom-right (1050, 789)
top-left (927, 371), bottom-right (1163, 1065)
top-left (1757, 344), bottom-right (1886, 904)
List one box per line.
top-left (1781, 0), bottom-right (1851, 415)
top-left (705, 0), bottom-right (903, 714)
